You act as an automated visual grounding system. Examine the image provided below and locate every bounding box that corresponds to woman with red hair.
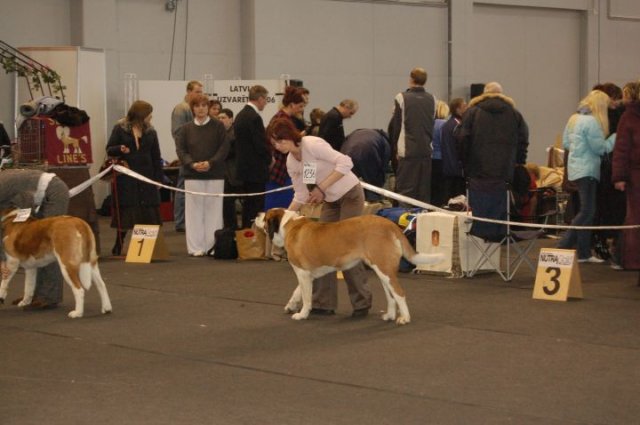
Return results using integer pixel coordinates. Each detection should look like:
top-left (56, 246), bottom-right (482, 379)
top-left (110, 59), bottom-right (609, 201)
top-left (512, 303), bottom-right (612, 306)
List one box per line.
top-left (265, 86), bottom-right (306, 210)
top-left (267, 117), bottom-right (372, 317)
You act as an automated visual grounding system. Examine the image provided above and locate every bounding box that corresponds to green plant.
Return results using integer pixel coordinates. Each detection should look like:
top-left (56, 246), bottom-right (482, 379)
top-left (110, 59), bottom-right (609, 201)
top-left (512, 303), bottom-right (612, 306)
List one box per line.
top-left (0, 55), bottom-right (66, 100)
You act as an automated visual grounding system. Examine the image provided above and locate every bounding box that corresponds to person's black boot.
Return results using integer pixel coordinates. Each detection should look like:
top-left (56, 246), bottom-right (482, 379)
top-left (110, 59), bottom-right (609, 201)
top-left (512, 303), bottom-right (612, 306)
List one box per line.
top-left (112, 231), bottom-right (127, 255)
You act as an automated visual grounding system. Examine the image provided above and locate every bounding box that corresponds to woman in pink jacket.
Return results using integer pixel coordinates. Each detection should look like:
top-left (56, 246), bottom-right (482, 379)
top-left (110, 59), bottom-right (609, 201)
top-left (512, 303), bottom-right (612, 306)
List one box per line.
top-left (267, 117), bottom-right (372, 317)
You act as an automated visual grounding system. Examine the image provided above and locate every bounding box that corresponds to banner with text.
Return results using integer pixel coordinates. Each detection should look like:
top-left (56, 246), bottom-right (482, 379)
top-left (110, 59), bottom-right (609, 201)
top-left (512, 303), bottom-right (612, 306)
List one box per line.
top-left (212, 80), bottom-right (285, 122)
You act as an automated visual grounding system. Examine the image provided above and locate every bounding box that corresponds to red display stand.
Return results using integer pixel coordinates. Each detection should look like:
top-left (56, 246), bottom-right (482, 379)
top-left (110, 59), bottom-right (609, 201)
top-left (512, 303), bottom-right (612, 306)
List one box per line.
top-left (17, 117), bottom-right (93, 166)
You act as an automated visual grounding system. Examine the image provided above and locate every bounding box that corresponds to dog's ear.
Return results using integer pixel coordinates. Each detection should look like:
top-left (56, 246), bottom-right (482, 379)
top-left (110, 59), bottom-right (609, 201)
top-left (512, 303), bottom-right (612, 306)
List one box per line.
top-left (267, 214), bottom-right (280, 241)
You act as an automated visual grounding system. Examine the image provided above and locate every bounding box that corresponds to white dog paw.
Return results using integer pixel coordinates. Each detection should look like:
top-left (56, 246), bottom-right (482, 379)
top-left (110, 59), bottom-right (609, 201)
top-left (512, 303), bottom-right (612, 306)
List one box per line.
top-left (17, 300), bottom-right (30, 307)
top-left (291, 312), bottom-right (309, 321)
top-left (382, 312), bottom-right (396, 321)
top-left (284, 304), bottom-right (299, 314)
top-left (101, 308), bottom-right (112, 314)
top-left (395, 316), bottom-right (410, 325)
top-left (68, 310), bottom-right (83, 319)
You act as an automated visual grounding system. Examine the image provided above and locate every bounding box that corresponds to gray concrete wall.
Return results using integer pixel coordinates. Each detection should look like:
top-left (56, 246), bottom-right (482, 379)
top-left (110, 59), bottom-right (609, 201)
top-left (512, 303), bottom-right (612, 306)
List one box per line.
top-left (0, 0), bottom-right (72, 136)
top-left (1, 0), bottom-right (639, 165)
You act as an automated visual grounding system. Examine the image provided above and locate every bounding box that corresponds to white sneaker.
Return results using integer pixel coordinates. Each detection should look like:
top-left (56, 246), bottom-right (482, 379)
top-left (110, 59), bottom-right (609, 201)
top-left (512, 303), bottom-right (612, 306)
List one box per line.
top-left (610, 263), bottom-right (623, 270)
top-left (190, 251), bottom-right (205, 257)
top-left (578, 256), bottom-right (605, 264)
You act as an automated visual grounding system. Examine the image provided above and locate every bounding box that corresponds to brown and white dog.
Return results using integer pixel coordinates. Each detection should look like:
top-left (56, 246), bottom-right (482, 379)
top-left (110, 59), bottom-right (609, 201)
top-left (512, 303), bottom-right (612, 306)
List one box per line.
top-left (0, 210), bottom-right (112, 318)
top-left (262, 208), bottom-right (444, 325)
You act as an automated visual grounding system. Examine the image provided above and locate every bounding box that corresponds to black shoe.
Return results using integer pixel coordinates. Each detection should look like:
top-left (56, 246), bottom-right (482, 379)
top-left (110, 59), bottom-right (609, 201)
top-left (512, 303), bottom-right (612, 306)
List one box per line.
top-left (175, 227), bottom-right (185, 233)
top-left (310, 308), bottom-right (335, 316)
top-left (23, 299), bottom-right (58, 311)
top-left (351, 308), bottom-right (369, 318)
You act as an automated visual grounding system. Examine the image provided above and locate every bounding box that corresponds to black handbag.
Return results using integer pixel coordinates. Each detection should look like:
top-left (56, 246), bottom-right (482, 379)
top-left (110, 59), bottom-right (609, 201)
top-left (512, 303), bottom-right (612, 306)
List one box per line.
top-left (208, 228), bottom-right (238, 259)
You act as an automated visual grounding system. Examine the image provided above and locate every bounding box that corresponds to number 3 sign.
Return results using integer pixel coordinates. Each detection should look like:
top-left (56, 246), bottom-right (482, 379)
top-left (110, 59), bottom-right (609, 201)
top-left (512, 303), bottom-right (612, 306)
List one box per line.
top-left (533, 248), bottom-right (583, 301)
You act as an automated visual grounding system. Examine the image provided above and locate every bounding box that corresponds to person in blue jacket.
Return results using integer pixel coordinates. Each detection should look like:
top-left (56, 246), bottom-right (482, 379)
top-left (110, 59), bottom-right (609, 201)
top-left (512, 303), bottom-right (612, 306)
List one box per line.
top-left (558, 90), bottom-right (616, 262)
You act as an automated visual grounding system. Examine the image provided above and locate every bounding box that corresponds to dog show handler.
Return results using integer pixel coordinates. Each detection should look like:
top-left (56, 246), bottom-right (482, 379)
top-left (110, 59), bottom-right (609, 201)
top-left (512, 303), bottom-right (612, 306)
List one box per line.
top-left (267, 117), bottom-right (372, 317)
top-left (0, 168), bottom-right (70, 310)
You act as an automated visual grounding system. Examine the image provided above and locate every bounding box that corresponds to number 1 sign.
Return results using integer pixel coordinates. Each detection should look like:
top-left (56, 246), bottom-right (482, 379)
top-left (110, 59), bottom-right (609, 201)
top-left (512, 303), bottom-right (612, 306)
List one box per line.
top-left (533, 248), bottom-right (583, 301)
top-left (125, 225), bottom-right (169, 263)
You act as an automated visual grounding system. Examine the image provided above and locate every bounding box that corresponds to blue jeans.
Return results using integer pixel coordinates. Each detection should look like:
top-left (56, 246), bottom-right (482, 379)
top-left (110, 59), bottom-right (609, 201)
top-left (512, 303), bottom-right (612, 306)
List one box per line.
top-left (558, 177), bottom-right (597, 259)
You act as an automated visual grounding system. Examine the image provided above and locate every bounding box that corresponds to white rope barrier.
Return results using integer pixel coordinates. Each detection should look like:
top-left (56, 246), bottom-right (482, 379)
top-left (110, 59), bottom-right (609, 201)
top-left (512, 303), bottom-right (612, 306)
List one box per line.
top-left (112, 164), bottom-right (292, 197)
top-left (66, 165), bottom-right (640, 231)
top-left (358, 182), bottom-right (640, 231)
top-left (68, 165), bottom-right (113, 198)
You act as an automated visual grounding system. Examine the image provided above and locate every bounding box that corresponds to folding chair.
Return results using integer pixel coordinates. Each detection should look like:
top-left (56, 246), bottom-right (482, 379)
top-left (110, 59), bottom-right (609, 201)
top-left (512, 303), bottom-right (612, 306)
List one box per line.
top-left (465, 179), bottom-right (544, 281)
top-left (513, 186), bottom-right (558, 231)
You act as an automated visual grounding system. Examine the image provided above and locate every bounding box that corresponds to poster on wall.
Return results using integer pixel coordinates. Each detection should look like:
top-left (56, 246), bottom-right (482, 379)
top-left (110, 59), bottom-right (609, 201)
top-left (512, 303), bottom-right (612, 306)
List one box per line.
top-left (212, 80), bottom-right (284, 122)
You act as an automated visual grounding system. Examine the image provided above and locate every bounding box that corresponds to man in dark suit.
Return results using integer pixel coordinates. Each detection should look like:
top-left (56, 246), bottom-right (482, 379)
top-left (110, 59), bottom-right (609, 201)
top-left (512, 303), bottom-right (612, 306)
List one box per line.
top-left (233, 85), bottom-right (271, 228)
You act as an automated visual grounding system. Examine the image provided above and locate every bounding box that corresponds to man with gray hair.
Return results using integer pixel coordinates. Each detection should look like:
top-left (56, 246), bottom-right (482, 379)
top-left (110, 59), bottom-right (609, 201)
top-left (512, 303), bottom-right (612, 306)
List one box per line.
top-left (388, 67), bottom-right (436, 205)
top-left (454, 81), bottom-right (529, 241)
top-left (482, 81), bottom-right (503, 94)
top-left (455, 81), bottom-right (528, 184)
top-left (318, 99), bottom-right (359, 151)
top-left (233, 85), bottom-right (272, 228)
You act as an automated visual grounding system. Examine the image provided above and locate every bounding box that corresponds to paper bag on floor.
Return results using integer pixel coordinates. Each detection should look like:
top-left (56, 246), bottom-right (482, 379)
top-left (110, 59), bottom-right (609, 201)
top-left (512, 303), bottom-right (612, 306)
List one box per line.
top-left (235, 225), bottom-right (267, 260)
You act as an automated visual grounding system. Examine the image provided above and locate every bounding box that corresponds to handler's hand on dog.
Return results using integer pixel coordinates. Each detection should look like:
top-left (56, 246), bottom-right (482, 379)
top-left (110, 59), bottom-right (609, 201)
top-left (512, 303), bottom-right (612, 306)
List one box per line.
top-left (308, 187), bottom-right (325, 204)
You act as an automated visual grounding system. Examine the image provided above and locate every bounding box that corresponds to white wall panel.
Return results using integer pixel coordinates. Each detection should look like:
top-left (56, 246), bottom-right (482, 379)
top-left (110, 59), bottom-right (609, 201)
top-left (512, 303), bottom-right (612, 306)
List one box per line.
top-left (252, 0), bottom-right (447, 132)
top-left (471, 4), bottom-right (582, 164)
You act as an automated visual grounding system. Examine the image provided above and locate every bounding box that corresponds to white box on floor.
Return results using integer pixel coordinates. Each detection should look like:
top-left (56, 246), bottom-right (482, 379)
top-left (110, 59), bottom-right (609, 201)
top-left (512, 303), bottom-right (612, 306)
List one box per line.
top-left (415, 212), bottom-right (500, 276)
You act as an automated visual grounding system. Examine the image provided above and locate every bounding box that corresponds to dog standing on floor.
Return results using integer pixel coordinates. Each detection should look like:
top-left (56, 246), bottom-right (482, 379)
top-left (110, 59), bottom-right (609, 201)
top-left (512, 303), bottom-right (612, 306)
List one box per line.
top-left (0, 209), bottom-right (112, 318)
top-left (262, 208), bottom-right (444, 325)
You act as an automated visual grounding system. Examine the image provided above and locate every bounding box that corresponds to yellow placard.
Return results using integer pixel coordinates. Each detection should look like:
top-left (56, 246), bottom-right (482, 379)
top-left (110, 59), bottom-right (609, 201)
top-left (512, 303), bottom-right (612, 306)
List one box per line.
top-left (125, 225), bottom-right (169, 263)
top-left (533, 248), bottom-right (582, 301)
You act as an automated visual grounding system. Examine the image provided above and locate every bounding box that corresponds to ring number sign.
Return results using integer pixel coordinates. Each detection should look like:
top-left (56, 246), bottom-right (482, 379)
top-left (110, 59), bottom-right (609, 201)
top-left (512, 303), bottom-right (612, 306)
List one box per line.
top-left (125, 225), bottom-right (169, 263)
top-left (533, 248), bottom-right (582, 301)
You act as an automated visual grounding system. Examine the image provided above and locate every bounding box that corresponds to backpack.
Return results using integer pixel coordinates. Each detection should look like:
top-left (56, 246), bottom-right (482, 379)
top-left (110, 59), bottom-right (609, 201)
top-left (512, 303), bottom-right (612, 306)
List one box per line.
top-left (208, 228), bottom-right (238, 259)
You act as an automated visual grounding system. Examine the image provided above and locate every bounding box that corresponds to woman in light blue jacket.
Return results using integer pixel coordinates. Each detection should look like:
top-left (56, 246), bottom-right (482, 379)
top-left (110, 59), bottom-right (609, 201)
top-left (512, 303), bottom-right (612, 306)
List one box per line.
top-left (558, 90), bottom-right (616, 262)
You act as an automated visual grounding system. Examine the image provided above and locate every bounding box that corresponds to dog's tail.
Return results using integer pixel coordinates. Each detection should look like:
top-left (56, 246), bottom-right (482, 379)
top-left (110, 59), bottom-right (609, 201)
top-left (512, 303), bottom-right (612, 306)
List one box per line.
top-left (398, 231), bottom-right (445, 265)
top-left (79, 263), bottom-right (93, 290)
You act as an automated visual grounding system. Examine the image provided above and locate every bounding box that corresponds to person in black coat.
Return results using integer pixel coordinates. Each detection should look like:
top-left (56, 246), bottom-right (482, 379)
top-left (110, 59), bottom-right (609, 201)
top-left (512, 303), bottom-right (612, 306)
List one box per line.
top-left (455, 82), bottom-right (528, 183)
top-left (0, 122), bottom-right (10, 147)
top-left (233, 85), bottom-right (272, 228)
top-left (318, 99), bottom-right (358, 151)
top-left (0, 123), bottom-right (11, 167)
top-left (454, 82), bottom-right (529, 241)
top-left (106, 100), bottom-right (163, 255)
top-left (440, 98), bottom-right (468, 203)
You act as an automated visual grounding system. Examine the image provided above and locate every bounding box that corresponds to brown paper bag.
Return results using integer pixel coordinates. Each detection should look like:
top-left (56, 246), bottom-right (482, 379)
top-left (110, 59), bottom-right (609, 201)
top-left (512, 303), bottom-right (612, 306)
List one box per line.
top-left (235, 226), bottom-right (267, 260)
